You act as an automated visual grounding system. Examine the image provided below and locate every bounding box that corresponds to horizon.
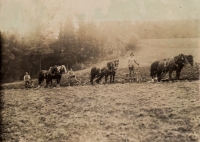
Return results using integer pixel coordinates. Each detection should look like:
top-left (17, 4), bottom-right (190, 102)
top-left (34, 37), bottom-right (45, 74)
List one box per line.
top-left (1, 0), bottom-right (200, 38)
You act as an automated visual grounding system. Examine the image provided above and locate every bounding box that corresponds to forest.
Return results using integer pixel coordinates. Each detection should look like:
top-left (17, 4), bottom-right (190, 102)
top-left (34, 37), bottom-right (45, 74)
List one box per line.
top-left (1, 19), bottom-right (199, 83)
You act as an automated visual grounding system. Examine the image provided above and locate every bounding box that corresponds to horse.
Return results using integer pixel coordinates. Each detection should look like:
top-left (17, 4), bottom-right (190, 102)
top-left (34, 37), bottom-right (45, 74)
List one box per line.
top-left (175, 55), bottom-right (193, 79)
top-left (105, 60), bottom-right (119, 83)
top-left (90, 60), bottom-right (119, 85)
top-left (150, 54), bottom-right (187, 82)
top-left (38, 65), bottom-right (67, 88)
top-left (46, 65), bottom-right (67, 87)
top-left (38, 66), bottom-right (60, 87)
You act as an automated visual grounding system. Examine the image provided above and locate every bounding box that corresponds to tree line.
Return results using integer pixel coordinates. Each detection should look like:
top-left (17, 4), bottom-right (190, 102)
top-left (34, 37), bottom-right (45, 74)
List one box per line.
top-left (1, 19), bottom-right (199, 83)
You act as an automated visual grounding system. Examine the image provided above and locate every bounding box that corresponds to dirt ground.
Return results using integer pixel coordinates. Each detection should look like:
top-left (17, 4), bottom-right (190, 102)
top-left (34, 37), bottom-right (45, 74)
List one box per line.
top-left (1, 79), bottom-right (200, 142)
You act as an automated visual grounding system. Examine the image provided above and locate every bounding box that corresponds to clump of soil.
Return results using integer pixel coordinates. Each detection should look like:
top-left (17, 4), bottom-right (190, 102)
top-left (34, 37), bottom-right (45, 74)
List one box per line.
top-left (1, 80), bottom-right (200, 142)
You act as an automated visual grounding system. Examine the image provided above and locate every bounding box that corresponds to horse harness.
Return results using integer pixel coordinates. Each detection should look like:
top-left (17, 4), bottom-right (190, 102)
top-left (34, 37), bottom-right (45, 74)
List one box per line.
top-left (159, 57), bottom-right (179, 78)
top-left (107, 60), bottom-right (119, 72)
top-left (163, 57), bottom-right (179, 70)
top-left (94, 60), bottom-right (118, 78)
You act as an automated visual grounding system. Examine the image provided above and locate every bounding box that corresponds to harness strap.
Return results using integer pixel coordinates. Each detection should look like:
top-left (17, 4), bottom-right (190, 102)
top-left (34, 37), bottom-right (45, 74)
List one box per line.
top-left (159, 57), bottom-right (178, 79)
top-left (184, 57), bottom-right (189, 65)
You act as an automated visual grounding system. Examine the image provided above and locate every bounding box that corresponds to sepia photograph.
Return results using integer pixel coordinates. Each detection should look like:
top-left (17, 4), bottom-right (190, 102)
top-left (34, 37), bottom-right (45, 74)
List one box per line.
top-left (0, 0), bottom-right (200, 141)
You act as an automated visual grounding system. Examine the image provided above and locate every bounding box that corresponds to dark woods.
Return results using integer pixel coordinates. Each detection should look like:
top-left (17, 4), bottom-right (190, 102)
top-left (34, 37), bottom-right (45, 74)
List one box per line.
top-left (1, 21), bottom-right (103, 83)
top-left (1, 19), bottom-right (199, 83)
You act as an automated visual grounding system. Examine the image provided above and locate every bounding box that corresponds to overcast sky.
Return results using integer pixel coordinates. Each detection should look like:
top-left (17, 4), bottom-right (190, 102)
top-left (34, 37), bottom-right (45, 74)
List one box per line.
top-left (0, 0), bottom-right (200, 36)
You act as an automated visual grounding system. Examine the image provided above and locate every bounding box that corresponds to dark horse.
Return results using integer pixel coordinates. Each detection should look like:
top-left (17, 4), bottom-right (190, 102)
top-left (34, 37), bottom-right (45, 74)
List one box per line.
top-left (47, 65), bottom-right (67, 87)
top-left (150, 54), bottom-right (187, 82)
top-left (90, 60), bottom-right (119, 85)
top-left (175, 55), bottom-right (193, 79)
top-left (38, 66), bottom-right (59, 87)
top-left (38, 65), bottom-right (67, 88)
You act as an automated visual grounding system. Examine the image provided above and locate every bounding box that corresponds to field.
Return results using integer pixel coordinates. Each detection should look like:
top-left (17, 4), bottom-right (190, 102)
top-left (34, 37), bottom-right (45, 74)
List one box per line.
top-left (1, 38), bottom-right (200, 141)
top-left (1, 80), bottom-right (200, 142)
top-left (1, 63), bottom-right (200, 142)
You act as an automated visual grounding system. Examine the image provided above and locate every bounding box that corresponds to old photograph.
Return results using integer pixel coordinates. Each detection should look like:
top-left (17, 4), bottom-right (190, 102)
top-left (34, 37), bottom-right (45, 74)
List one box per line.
top-left (0, 0), bottom-right (200, 141)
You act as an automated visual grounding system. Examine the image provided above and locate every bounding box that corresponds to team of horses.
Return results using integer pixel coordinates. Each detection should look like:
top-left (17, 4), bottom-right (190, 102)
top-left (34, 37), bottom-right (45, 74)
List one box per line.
top-left (90, 60), bottom-right (119, 85)
top-left (37, 54), bottom-right (193, 88)
top-left (150, 54), bottom-right (194, 82)
top-left (38, 65), bottom-right (67, 88)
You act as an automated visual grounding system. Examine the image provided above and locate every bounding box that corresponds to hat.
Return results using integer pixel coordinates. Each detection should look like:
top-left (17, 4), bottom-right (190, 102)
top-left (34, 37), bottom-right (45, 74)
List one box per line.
top-left (130, 53), bottom-right (134, 56)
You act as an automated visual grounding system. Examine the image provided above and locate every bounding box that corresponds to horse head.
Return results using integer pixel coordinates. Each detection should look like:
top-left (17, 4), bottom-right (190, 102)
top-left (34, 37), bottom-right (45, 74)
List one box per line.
top-left (112, 60), bottom-right (119, 70)
top-left (60, 65), bottom-right (67, 74)
top-left (107, 60), bottom-right (119, 71)
top-left (56, 65), bottom-right (67, 74)
top-left (49, 66), bottom-right (59, 75)
top-left (186, 55), bottom-right (194, 66)
top-left (174, 54), bottom-right (187, 65)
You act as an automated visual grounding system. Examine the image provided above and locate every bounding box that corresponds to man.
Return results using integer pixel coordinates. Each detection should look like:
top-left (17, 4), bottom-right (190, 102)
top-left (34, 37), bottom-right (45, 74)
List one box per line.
top-left (68, 68), bottom-right (78, 81)
top-left (128, 53), bottom-right (139, 78)
top-left (24, 72), bottom-right (31, 89)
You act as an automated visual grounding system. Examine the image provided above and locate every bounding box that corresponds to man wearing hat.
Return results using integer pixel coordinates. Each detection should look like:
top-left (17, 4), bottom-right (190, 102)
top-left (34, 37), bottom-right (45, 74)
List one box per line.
top-left (128, 53), bottom-right (139, 78)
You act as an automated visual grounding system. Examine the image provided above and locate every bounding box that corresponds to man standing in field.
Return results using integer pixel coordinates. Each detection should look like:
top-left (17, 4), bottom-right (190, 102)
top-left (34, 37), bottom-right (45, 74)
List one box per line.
top-left (24, 72), bottom-right (30, 89)
top-left (128, 53), bottom-right (139, 78)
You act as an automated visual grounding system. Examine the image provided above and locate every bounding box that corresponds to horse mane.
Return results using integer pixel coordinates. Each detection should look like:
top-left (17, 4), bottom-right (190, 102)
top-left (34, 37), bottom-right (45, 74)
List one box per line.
top-left (48, 66), bottom-right (59, 75)
top-left (56, 65), bottom-right (67, 74)
top-left (61, 65), bottom-right (67, 73)
top-left (185, 55), bottom-right (194, 65)
top-left (188, 55), bottom-right (193, 58)
top-left (48, 67), bottom-right (53, 72)
top-left (107, 60), bottom-right (119, 71)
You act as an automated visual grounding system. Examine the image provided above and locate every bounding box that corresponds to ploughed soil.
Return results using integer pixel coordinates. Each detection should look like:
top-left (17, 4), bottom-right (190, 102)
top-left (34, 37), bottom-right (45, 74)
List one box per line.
top-left (1, 64), bottom-right (200, 142)
top-left (1, 80), bottom-right (200, 142)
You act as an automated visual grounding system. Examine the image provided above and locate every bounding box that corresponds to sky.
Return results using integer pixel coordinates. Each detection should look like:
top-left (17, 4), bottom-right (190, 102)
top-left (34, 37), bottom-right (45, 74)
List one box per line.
top-left (0, 0), bottom-right (200, 37)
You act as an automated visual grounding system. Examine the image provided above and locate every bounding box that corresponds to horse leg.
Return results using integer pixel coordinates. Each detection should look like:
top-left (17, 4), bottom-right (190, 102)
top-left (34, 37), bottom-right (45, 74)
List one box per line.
top-left (151, 70), bottom-right (158, 82)
top-left (150, 70), bottom-right (155, 82)
top-left (110, 74), bottom-right (112, 83)
top-left (168, 70), bottom-right (173, 81)
top-left (38, 78), bottom-right (42, 87)
top-left (57, 76), bottom-right (61, 87)
top-left (152, 73), bottom-right (156, 82)
top-left (45, 76), bottom-right (52, 88)
top-left (50, 79), bottom-right (53, 88)
top-left (38, 75), bottom-right (44, 87)
top-left (105, 74), bottom-right (108, 83)
top-left (90, 74), bottom-right (96, 85)
top-left (176, 68), bottom-right (181, 80)
top-left (57, 79), bottom-right (59, 87)
top-left (157, 71), bottom-right (162, 82)
top-left (45, 79), bottom-right (49, 88)
top-left (112, 72), bottom-right (115, 83)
